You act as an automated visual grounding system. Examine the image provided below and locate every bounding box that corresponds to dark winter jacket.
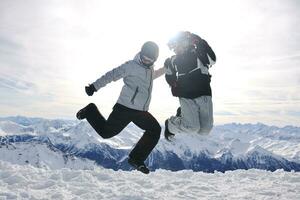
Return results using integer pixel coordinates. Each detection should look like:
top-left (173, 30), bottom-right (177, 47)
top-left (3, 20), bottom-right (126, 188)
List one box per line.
top-left (165, 40), bottom-right (216, 98)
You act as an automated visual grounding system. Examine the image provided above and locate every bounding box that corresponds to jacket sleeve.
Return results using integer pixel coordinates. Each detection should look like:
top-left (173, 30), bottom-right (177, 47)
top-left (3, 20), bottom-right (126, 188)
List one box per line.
top-left (201, 39), bottom-right (216, 65)
top-left (153, 66), bottom-right (166, 80)
top-left (92, 62), bottom-right (128, 91)
top-left (191, 33), bottom-right (216, 66)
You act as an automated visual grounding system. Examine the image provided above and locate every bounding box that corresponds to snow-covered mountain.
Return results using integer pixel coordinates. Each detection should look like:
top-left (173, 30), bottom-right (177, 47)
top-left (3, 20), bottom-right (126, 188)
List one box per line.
top-left (0, 116), bottom-right (300, 172)
top-left (0, 137), bottom-right (95, 170)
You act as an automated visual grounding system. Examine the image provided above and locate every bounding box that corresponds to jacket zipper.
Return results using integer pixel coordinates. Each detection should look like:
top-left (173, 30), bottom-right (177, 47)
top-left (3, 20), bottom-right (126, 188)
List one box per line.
top-left (143, 70), bottom-right (152, 110)
top-left (131, 87), bottom-right (139, 104)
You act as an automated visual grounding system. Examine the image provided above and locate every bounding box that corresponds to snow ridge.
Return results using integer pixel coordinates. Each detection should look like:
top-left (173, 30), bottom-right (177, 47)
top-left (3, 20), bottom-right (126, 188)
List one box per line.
top-left (0, 116), bottom-right (300, 172)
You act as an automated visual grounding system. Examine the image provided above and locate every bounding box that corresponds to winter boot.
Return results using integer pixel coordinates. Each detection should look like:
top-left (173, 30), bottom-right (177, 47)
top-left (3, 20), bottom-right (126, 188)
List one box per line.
top-left (164, 120), bottom-right (175, 142)
top-left (128, 157), bottom-right (150, 174)
top-left (76, 103), bottom-right (94, 120)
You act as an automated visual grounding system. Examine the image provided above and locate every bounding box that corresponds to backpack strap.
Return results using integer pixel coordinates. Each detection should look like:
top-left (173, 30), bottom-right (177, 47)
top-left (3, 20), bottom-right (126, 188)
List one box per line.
top-left (176, 57), bottom-right (210, 78)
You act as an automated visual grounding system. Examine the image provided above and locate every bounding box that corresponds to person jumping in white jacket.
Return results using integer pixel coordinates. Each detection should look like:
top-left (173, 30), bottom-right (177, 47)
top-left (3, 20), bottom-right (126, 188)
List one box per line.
top-left (164, 32), bottom-right (216, 141)
top-left (76, 41), bottom-right (164, 174)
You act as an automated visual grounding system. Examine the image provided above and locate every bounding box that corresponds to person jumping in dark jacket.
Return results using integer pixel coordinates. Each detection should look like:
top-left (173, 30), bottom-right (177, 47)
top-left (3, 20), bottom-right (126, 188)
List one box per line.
top-left (76, 41), bottom-right (165, 174)
top-left (164, 31), bottom-right (216, 141)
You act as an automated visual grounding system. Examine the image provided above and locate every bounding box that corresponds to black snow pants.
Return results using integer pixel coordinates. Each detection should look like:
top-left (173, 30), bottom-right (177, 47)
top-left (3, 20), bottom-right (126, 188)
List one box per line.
top-left (84, 103), bottom-right (161, 162)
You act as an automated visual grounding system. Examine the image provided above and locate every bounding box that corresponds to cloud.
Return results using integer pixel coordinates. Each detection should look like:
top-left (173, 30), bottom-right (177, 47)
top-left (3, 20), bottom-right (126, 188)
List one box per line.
top-left (0, 37), bottom-right (23, 53)
top-left (287, 111), bottom-right (300, 117)
top-left (0, 76), bottom-right (36, 92)
top-left (0, 0), bottom-right (299, 126)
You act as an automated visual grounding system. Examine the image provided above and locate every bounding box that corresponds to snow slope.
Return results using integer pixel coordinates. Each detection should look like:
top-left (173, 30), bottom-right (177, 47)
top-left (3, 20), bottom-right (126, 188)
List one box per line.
top-left (0, 121), bottom-right (35, 136)
top-left (0, 140), bottom-right (95, 170)
top-left (0, 160), bottom-right (299, 200)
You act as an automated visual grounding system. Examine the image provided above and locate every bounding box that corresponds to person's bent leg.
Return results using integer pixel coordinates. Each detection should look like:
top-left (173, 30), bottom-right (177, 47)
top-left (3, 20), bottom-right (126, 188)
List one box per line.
top-left (167, 98), bottom-right (200, 134)
top-left (129, 111), bottom-right (161, 162)
top-left (86, 103), bottom-right (131, 139)
top-left (100, 104), bottom-right (132, 138)
top-left (197, 96), bottom-right (214, 135)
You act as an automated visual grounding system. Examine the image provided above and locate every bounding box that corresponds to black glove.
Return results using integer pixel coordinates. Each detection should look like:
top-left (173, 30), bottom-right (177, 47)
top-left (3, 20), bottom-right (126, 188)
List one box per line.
top-left (85, 84), bottom-right (96, 96)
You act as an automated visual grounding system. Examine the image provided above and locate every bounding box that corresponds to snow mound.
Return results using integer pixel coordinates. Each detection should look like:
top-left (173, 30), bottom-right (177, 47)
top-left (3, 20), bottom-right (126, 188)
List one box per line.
top-left (0, 161), bottom-right (299, 200)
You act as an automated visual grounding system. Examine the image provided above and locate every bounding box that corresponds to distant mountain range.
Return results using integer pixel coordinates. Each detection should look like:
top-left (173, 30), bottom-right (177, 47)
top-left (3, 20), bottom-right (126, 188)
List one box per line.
top-left (1, 116), bottom-right (300, 172)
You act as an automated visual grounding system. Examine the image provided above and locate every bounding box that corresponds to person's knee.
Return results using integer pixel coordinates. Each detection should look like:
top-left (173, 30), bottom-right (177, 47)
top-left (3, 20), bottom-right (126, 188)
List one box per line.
top-left (99, 129), bottom-right (117, 139)
top-left (187, 127), bottom-right (199, 134)
top-left (198, 125), bottom-right (213, 135)
top-left (156, 124), bottom-right (162, 134)
top-left (97, 126), bottom-right (118, 139)
top-left (155, 124), bottom-right (162, 136)
top-left (101, 134), bottom-right (113, 139)
top-left (152, 124), bottom-right (161, 140)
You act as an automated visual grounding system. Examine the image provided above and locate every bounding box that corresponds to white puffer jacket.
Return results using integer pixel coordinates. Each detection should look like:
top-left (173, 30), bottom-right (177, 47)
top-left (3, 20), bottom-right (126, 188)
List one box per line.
top-left (92, 53), bottom-right (165, 111)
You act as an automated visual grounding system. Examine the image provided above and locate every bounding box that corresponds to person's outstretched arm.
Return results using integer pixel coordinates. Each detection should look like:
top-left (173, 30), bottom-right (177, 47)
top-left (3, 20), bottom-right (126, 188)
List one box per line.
top-left (153, 66), bottom-right (165, 80)
top-left (85, 62), bottom-right (129, 96)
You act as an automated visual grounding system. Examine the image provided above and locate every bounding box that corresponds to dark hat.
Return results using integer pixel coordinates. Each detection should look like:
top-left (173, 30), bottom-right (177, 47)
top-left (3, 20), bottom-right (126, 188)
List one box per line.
top-left (140, 41), bottom-right (159, 61)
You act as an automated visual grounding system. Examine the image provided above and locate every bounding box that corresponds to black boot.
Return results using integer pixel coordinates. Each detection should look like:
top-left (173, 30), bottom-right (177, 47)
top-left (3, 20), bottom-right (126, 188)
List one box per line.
top-left (164, 120), bottom-right (175, 142)
top-left (76, 103), bottom-right (94, 120)
top-left (128, 157), bottom-right (150, 174)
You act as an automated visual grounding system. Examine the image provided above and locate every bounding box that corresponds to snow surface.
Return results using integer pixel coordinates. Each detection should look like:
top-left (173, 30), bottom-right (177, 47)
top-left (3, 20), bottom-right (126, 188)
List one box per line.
top-left (0, 161), bottom-right (299, 200)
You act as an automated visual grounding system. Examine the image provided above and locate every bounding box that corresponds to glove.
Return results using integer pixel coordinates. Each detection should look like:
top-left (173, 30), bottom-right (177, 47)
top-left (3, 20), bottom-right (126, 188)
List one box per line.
top-left (85, 84), bottom-right (96, 96)
top-left (164, 58), bottom-right (177, 74)
top-left (164, 58), bottom-right (171, 70)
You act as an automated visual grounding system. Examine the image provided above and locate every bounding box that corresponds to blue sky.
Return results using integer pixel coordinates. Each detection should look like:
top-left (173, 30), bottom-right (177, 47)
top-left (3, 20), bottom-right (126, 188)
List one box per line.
top-left (0, 0), bottom-right (299, 126)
